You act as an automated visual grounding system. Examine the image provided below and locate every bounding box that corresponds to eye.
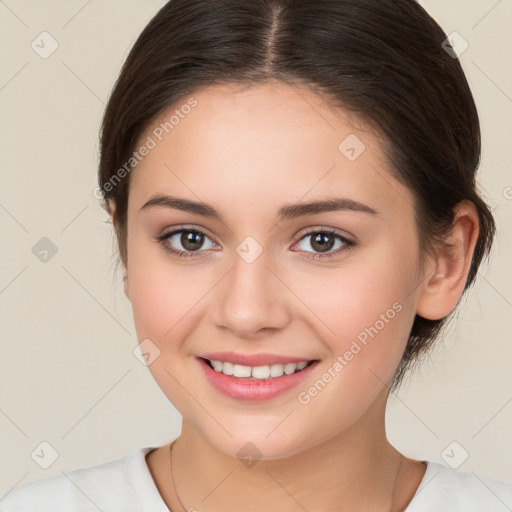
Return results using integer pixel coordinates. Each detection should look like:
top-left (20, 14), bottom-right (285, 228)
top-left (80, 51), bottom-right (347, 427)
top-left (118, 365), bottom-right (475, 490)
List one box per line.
top-left (157, 228), bottom-right (217, 258)
top-left (156, 226), bottom-right (355, 260)
top-left (292, 229), bottom-right (355, 260)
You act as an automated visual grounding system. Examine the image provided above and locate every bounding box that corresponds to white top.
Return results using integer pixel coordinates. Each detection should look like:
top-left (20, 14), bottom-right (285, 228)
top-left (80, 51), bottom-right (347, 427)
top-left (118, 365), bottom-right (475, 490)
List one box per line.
top-left (1, 446), bottom-right (511, 511)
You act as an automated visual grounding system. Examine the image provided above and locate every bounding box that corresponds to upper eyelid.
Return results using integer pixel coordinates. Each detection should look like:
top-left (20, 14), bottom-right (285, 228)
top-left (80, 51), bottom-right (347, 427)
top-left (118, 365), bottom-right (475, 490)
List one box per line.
top-left (298, 227), bottom-right (353, 241)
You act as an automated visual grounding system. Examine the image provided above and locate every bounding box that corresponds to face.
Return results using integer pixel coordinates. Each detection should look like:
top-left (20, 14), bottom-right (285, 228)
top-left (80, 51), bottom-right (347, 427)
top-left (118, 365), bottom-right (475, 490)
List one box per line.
top-left (123, 81), bottom-right (424, 459)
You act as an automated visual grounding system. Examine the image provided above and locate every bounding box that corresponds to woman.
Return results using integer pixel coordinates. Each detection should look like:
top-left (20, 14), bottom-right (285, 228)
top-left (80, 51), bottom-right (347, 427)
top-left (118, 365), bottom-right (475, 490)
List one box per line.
top-left (2, 0), bottom-right (511, 510)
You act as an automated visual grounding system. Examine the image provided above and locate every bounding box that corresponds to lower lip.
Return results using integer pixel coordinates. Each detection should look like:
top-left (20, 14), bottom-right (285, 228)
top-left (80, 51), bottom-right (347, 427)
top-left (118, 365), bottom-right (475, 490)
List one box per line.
top-left (197, 358), bottom-right (319, 401)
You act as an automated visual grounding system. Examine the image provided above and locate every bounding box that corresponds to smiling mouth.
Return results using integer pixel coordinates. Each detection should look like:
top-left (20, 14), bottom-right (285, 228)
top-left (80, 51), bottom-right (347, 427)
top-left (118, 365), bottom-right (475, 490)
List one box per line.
top-left (199, 357), bottom-right (317, 380)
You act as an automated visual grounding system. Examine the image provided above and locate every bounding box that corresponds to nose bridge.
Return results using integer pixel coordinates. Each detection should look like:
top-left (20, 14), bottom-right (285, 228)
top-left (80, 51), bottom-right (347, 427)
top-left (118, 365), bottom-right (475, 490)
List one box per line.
top-left (211, 236), bottom-right (290, 337)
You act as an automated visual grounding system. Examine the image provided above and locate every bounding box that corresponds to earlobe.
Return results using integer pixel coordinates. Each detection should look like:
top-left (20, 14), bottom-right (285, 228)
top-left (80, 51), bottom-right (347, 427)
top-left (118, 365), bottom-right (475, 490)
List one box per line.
top-left (416, 200), bottom-right (480, 321)
top-left (108, 200), bottom-right (116, 226)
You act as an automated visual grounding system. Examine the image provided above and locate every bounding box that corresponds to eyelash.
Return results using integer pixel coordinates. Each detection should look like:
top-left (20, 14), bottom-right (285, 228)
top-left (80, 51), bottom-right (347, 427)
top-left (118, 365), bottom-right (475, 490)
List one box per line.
top-left (156, 226), bottom-right (356, 261)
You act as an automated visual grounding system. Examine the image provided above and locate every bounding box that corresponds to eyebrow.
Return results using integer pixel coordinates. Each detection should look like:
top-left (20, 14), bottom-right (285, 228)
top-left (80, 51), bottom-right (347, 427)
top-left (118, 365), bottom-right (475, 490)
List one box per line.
top-left (139, 194), bottom-right (378, 221)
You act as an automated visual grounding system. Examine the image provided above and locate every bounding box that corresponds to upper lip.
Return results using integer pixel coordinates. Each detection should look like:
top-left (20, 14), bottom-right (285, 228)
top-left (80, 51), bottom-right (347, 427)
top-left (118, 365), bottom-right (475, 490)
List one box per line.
top-left (198, 352), bottom-right (317, 367)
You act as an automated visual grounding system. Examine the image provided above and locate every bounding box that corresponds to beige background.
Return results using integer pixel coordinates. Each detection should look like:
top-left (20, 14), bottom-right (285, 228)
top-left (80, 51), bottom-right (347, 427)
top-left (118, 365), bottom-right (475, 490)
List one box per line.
top-left (1, 0), bottom-right (511, 493)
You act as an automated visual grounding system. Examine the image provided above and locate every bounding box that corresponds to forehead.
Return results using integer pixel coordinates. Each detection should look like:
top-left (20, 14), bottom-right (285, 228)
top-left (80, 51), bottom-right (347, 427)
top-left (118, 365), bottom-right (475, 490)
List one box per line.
top-left (129, 81), bottom-right (413, 221)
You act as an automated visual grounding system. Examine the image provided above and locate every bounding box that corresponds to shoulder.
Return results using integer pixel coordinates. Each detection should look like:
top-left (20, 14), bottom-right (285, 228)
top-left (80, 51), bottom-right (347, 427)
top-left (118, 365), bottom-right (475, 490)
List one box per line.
top-left (0, 446), bottom-right (156, 512)
top-left (407, 461), bottom-right (512, 512)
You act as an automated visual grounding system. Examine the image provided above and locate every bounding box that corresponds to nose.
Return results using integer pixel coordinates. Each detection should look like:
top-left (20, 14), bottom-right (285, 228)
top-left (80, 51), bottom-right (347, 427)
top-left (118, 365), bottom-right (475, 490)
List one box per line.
top-left (211, 246), bottom-right (291, 340)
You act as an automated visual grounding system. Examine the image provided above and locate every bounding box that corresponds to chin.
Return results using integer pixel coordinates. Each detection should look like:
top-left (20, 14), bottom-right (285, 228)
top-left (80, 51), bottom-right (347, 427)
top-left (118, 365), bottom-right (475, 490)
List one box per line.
top-left (198, 420), bottom-right (326, 462)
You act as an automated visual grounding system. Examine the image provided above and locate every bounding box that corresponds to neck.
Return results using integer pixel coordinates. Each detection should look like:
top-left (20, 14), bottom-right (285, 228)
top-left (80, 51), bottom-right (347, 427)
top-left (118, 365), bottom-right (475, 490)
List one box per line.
top-left (169, 392), bottom-right (409, 512)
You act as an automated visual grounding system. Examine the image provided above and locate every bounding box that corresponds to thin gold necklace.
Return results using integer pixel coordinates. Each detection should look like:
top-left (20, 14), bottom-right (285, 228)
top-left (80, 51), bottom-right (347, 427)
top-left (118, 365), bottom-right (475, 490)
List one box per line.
top-left (169, 440), bottom-right (188, 512)
top-left (169, 440), bottom-right (404, 512)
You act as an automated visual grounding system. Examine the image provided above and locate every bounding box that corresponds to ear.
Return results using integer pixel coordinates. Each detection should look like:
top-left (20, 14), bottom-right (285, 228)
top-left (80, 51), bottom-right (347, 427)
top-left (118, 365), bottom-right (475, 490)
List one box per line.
top-left (107, 200), bottom-right (131, 301)
top-left (416, 200), bottom-right (480, 320)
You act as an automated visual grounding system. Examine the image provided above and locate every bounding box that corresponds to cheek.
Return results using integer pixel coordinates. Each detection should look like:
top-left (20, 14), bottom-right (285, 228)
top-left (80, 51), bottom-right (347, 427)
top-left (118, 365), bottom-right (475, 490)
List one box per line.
top-left (126, 248), bottom-right (212, 412)
top-left (129, 263), bottom-right (211, 342)
top-left (291, 240), bottom-right (418, 382)
top-left (126, 229), bottom-right (209, 338)
top-left (295, 242), bottom-right (416, 333)
top-left (292, 265), bottom-right (416, 437)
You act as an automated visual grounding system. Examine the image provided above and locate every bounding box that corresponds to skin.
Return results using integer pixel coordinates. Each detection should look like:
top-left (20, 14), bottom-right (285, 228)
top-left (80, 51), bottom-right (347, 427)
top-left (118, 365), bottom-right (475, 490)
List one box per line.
top-left (110, 80), bottom-right (479, 511)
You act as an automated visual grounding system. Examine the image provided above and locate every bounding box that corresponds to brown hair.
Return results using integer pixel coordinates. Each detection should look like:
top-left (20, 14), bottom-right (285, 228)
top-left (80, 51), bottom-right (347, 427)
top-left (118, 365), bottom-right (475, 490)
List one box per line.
top-left (98, 0), bottom-right (495, 392)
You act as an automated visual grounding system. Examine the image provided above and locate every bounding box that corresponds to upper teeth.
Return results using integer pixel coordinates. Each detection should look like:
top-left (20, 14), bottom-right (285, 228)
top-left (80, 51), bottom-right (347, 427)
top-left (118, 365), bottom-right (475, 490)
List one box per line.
top-left (208, 360), bottom-right (309, 379)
